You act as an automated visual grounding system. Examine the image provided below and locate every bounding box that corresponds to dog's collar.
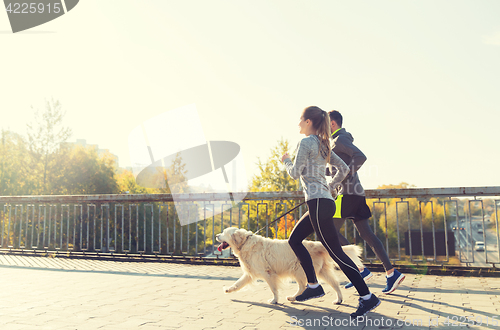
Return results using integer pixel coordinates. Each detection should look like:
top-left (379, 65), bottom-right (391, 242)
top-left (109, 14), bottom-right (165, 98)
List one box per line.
top-left (239, 234), bottom-right (253, 249)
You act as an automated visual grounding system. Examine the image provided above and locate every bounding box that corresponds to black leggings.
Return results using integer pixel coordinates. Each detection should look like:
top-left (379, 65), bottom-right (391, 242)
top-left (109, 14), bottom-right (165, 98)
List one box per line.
top-left (333, 218), bottom-right (393, 272)
top-left (288, 198), bottom-right (370, 296)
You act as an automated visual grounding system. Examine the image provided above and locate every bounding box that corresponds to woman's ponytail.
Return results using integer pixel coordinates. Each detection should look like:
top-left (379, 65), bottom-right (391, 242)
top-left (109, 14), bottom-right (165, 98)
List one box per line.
top-left (301, 106), bottom-right (331, 164)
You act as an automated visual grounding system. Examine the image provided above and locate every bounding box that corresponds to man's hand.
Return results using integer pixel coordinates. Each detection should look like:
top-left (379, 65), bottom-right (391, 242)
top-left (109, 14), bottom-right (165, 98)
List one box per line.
top-left (329, 182), bottom-right (342, 199)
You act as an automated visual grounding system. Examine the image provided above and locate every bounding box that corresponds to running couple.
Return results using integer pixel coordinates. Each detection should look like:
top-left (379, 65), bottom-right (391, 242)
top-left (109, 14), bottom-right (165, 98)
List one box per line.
top-left (281, 106), bottom-right (404, 319)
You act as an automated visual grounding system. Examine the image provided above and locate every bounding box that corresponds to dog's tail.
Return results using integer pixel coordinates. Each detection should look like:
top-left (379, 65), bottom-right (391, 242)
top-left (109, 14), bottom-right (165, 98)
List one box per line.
top-left (320, 244), bottom-right (364, 269)
top-left (341, 244), bottom-right (364, 268)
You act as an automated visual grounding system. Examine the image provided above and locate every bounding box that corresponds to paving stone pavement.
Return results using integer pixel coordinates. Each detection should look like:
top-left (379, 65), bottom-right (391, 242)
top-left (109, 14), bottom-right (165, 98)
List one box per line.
top-left (0, 255), bottom-right (499, 330)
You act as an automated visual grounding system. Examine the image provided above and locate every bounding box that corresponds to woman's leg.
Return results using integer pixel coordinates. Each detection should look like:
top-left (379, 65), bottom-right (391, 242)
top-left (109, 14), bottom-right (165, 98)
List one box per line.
top-left (308, 198), bottom-right (370, 297)
top-left (288, 211), bottom-right (317, 284)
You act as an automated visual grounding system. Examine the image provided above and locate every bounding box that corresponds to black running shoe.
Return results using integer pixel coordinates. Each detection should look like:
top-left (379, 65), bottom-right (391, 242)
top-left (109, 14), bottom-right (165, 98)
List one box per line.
top-left (296, 285), bottom-right (325, 302)
top-left (350, 294), bottom-right (381, 319)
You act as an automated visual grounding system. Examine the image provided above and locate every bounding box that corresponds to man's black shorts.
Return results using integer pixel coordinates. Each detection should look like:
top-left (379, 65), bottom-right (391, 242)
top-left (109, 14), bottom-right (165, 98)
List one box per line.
top-left (333, 194), bottom-right (372, 221)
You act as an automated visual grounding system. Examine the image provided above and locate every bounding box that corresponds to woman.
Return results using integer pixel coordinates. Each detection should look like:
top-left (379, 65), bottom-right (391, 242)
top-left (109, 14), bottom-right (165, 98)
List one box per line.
top-left (281, 106), bottom-right (380, 319)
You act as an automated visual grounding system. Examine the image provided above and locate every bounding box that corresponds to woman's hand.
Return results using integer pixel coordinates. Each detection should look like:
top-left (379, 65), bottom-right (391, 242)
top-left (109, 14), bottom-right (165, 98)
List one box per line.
top-left (281, 153), bottom-right (291, 163)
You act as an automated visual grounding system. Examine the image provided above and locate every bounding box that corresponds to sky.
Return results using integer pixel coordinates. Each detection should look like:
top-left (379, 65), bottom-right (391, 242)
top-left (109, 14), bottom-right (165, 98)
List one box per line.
top-left (1, 0), bottom-right (500, 191)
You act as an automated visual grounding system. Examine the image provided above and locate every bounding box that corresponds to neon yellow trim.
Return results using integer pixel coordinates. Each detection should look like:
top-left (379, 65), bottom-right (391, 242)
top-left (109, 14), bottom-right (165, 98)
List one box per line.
top-left (332, 128), bottom-right (341, 136)
top-left (333, 194), bottom-right (343, 218)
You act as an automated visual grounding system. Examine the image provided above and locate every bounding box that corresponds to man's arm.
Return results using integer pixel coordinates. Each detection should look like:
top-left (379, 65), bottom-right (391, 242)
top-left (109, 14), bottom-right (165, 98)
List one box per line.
top-left (333, 136), bottom-right (367, 176)
top-left (327, 150), bottom-right (349, 197)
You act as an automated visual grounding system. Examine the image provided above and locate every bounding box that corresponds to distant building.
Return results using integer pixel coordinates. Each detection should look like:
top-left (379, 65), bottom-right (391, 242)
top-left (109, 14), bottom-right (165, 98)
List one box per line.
top-left (63, 139), bottom-right (119, 166)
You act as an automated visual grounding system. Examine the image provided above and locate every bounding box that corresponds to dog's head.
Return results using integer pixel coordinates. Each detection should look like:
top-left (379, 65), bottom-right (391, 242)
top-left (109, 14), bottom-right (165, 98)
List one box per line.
top-left (216, 227), bottom-right (253, 252)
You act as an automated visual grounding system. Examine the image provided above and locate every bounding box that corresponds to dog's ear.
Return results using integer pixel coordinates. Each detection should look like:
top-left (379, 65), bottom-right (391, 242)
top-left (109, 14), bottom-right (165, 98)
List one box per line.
top-left (231, 229), bottom-right (250, 249)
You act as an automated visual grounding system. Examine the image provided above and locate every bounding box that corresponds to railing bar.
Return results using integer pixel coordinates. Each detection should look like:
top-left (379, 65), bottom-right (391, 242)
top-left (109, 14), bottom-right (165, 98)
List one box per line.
top-left (165, 204), bottom-right (170, 255)
top-left (16, 204), bottom-right (22, 249)
top-left (256, 202), bottom-right (268, 237)
top-left (495, 200), bottom-right (500, 263)
top-left (53, 204), bottom-right (59, 250)
top-left (442, 200), bottom-right (448, 263)
top-left (480, 200), bottom-right (487, 263)
top-left (442, 199), bottom-right (458, 263)
top-left (153, 207), bottom-right (161, 254)
top-left (120, 204), bottom-right (124, 253)
top-left (31, 205), bottom-right (37, 249)
top-left (151, 204), bottom-right (155, 254)
top-left (24, 204), bottom-right (31, 249)
top-left (180, 207), bottom-right (183, 254)
top-left (105, 204), bottom-right (110, 253)
top-left (48, 205), bottom-right (52, 250)
top-left (284, 202), bottom-right (289, 239)
top-left (58, 204), bottom-right (63, 250)
top-left (1, 204), bottom-right (6, 247)
top-left (274, 202), bottom-right (285, 239)
top-left (406, 201), bottom-right (412, 262)
top-left (158, 204), bottom-right (168, 255)
top-left (136, 204), bottom-right (140, 253)
top-left (65, 205), bottom-right (70, 250)
top-left (98, 204), bottom-right (104, 252)
top-left (418, 201), bottom-right (425, 261)
top-left (430, 202), bottom-right (436, 262)
top-left (195, 204), bottom-right (198, 255)
top-left (80, 205), bottom-right (84, 251)
top-left (173, 208), bottom-right (176, 255)
top-left (203, 211), bottom-right (207, 255)
top-left (395, 201), bottom-right (407, 262)
top-left (210, 204), bottom-right (217, 256)
top-left (73, 205), bottom-right (81, 252)
top-left (467, 200), bottom-right (474, 263)
top-left (205, 204), bottom-right (214, 255)
top-left (187, 206), bottom-right (190, 254)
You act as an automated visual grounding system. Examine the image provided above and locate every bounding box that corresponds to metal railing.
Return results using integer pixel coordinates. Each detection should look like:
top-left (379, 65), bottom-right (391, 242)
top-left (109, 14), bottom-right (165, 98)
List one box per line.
top-left (1, 187), bottom-right (499, 267)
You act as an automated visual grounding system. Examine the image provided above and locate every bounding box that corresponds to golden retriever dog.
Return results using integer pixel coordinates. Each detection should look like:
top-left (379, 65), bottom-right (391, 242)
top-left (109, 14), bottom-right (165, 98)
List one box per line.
top-left (216, 227), bottom-right (363, 305)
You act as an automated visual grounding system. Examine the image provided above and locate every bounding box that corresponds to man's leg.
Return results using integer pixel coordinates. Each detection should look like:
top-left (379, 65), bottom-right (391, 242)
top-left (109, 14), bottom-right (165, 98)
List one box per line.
top-left (354, 218), bottom-right (405, 294)
top-left (354, 219), bottom-right (393, 272)
top-left (333, 218), bottom-right (350, 245)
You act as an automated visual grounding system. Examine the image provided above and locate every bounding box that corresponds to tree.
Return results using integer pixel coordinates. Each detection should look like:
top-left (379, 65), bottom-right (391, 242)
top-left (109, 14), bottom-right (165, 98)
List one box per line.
top-left (50, 145), bottom-right (119, 195)
top-left (27, 99), bottom-right (72, 194)
top-left (0, 130), bottom-right (35, 195)
top-left (249, 137), bottom-right (298, 193)
top-left (116, 169), bottom-right (153, 194)
top-left (246, 138), bottom-right (302, 238)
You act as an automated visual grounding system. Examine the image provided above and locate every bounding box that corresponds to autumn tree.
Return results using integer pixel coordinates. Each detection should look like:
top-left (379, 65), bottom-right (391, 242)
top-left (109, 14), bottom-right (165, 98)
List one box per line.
top-left (247, 138), bottom-right (302, 238)
top-left (50, 145), bottom-right (119, 195)
top-left (0, 130), bottom-right (35, 195)
top-left (116, 169), bottom-right (153, 194)
top-left (27, 99), bottom-right (72, 194)
top-left (249, 137), bottom-right (298, 193)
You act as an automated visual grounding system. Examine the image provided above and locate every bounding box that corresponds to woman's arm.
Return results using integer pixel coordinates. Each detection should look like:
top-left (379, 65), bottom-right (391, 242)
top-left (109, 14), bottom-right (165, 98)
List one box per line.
top-left (328, 150), bottom-right (349, 194)
top-left (283, 139), bottom-right (310, 180)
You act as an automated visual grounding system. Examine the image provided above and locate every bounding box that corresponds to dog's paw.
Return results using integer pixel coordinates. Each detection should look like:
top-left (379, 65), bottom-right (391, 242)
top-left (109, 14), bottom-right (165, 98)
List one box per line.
top-left (268, 298), bottom-right (278, 304)
top-left (332, 298), bottom-right (342, 305)
top-left (223, 286), bottom-right (235, 294)
top-left (286, 296), bottom-right (296, 302)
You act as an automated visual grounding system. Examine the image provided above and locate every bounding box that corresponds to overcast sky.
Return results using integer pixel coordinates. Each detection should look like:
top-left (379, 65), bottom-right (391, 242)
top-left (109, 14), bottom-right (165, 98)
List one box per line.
top-left (1, 0), bottom-right (499, 190)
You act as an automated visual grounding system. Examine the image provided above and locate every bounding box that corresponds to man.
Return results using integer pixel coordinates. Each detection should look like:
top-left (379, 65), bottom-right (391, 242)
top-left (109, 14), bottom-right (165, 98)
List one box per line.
top-left (327, 110), bottom-right (405, 294)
